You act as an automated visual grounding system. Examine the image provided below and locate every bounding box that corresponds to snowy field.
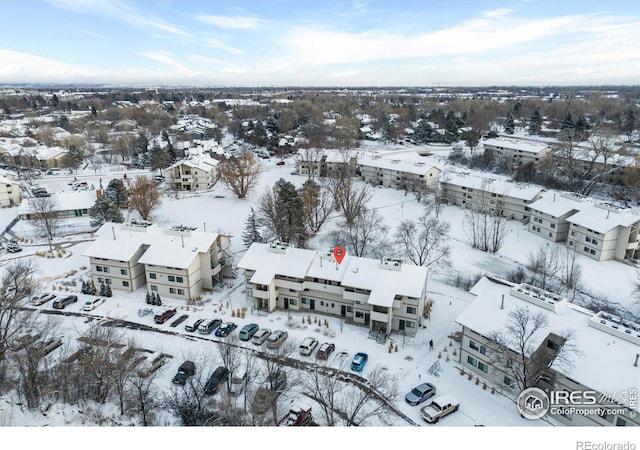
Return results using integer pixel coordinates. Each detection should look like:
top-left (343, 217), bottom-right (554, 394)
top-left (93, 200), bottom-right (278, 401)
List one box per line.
top-left (1, 146), bottom-right (638, 447)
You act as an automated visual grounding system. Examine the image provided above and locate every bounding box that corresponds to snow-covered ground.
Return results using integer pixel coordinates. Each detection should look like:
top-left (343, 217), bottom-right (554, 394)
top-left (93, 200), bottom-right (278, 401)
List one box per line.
top-left (1, 145), bottom-right (638, 447)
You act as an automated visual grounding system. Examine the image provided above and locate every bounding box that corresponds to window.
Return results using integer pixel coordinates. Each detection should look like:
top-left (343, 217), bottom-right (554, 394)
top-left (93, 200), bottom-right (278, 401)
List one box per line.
top-left (120, 269), bottom-right (128, 275)
top-left (150, 285), bottom-right (158, 291)
top-left (168, 275), bottom-right (175, 282)
top-left (503, 376), bottom-right (516, 387)
top-left (346, 306), bottom-right (352, 313)
top-left (480, 345), bottom-right (488, 356)
top-left (320, 301), bottom-right (324, 306)
top-left (290, 299), bottom-right (297, 306)
top-left (355, 312), bottom-right (364, 318)
top-left (103, 267), bottom-right (110, 273)
top-left (176, 276), bottom-right (184, 283)
top-left (469, 340), bottom-right (479, 351)
top-left (548, 232), bottom-right (553, 238)
top-left (301, 298), bottom-right (309, 305)
top-left (96, 266), bottom-right (103, 272)
top-left (546, 339), bottom-right (560, 351)
top-left (569, 240), bottom-right (574, 246)
top-left (105, 278), bottom-right (112, 284)
top-left (550, 223), bottom-right (556, 229)
top-left (149, 273), bottom-right (157, 279)
top-left (122, 281), bottom-right (130, 287)
top-left (467, 356), bottom-right (478, 367)
top-left (407, 306), bottom-right (417, 315)
top-left (478, 361), bottom-right (488, 373)
top-left (584, 246), bottom-right (590, 253)
top-left (570, 230), bottom-right (576, 237)
top-left (406, 321), bottom-right (415, 328)
top-left (590, 249), bottom-right (596, 255)
top-left (97, 277), bottom-right (103, 283)
top-left (169, 288), bottom-right (176, 294)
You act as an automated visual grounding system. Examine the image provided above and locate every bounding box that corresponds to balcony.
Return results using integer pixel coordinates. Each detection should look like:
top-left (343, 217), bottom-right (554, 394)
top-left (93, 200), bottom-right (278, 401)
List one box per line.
top-left (343, 290), bottom-right (369, 303)
top-left (370, 310), bottom-right (389, 324)
top-left (211, 263), bottom-right (222, 276)
top-left (274, 278), bottom-right (304, 291)
top-left (305, 281), bottom-right (343, 295)
top-left (252, 288), bottom-right (270, 299)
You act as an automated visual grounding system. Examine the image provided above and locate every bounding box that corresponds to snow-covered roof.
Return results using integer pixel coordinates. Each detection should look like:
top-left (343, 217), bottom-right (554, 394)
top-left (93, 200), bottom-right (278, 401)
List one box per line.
top-left (19, 190), bottom-right (97, 215)
top-left (483, 137), bottom-right (551, 154)
top-left (83, 222), bottom-right (220, 269)
top-left (359, 155), bottom-right (439, 176)
top-left (165, 154), bottom-right (219, 173)
top-left (443, 172), bottom-right (545, 201)
top-left (456, 277), bottom-right (640, 408)
top-left (238, 242), bottom-right (316, 285)
top-left (528, 191), bottom-right (585, 218)
top-left (0, 175), bottom-right (19, 186)
top-left (566, 203), bottom-right (640, 233)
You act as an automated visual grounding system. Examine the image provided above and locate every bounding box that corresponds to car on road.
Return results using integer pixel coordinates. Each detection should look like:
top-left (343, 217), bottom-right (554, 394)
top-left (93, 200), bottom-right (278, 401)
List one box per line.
top-left (172, 361), bottom-right (196, 385)
top-left (204, 366), bottom-right (229, 394)
top-left (215, 322), bottom-right (237, 338)
top-left (30, 293), bottom-right (56, 306)
top-left (316, 342), bottom-right (336, 360)
top-left (251, 328), bottom-right (271, 345)
top-left (405, 382), bottom-right (437, 406)
top-left (184, 318), bottom-right (204, 332)
top-left (52, 295), bottom-right (78, 310)
top-left (420, 396), bottom-right (460, 423)
top-left (82, 297), bottom-right (105, 311)
top-left (299, 337), bottom-right (318, 356)
top-left (239, 323), bottom-right (259, 341)
top-left (350, 352), bottom-right (368, 372)
top-left (154, 308), bottom-right (177, 324)
top-left (266, 330), bottom-right (288, 349)
top-left (198, 318), bottom-right (221, 335)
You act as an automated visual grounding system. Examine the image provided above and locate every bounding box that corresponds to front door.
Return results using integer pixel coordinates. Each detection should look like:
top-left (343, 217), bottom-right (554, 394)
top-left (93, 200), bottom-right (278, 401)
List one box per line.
top-left (399, 319), bottom-right (405, 331)
top-left (310, 299), bottom-right (315, 310)
top-left (341, 305), bottom-right (346, 317)
top-left (284, 297), bottom-right (289, 309)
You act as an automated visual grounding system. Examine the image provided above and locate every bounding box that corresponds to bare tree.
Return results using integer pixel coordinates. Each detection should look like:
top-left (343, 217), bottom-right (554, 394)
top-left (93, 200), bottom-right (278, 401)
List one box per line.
top-left (394, 212), bottom-right (451, 269)
top-left (29, 196), bottom-right (60, 252)
top-left (488, 306), bottom-right (579, 391)
top-left (527, 244), bottom-right (562, 291)
top-left (297, 147), bottom-right (323, 180)
top-left (299, 179), bottom-right (334, 235)
top-left (219, 152), bottom-right (263, 199)
top-left (322, 176), bottom-right (372, 226)
top-left (340, 366), bottom-right (399, 426)
top-left (128, 176), bottom-right (161, 221)
top-left (86, 154), bottom-right (104, 174)
top-left (560, 245), bottom-right (582, 302)
top-left (332, 208), bottom-right (390, 258)
top-left (128, 364), bottom-right (162, 426)
top-left (302, 364), bottom-right (345, 426)
top-left (254, 342), bottom-right (294, 425)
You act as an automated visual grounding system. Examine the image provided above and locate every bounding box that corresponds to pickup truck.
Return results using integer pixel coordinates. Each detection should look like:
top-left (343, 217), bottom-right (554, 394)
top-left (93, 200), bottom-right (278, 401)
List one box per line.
top-left (420, 396), bottom-right (460, 423)
top-left (154, 308), bottom-right (177, 324)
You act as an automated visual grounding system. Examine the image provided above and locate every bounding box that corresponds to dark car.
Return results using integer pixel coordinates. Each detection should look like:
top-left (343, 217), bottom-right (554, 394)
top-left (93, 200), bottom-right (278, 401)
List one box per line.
top-left (154, 308), bottom-right (177, 324)
top-left (316, 342), bottom-right (336, 360)
top-left (215, 322), bottom-right (237, 338)
top-left (52, 295), bottom-right (78, 309)
top-left (405, 382), bottom-right (437, 406)
top-left (276, 160), bottom-right (285, 166)
top-left (7, 244), bottom-right (23, 253)
top-left (239, 323), bottom-right (259, 341)
top-left (185, 318), bottom-right (204, 332)
top-left (204, 366), bottom-right (229, 394)
top-left (172, 361), bottom-right (196, 385)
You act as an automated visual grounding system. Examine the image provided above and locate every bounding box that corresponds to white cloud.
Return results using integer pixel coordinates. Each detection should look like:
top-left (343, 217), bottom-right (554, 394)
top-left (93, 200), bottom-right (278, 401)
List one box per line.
top-left (186, 54), bottom-right (228, 65)
top-left (330, 70), bottom-right (360, 78)
top-left (0, 49), bottom-right (105, 82)
top-left (203, 38), bottom-right (244, 56)
top-left (79, 29), bottom-right (109, 40)
top-left (139, 51), bottom-right (199, 76)
top-left (194, 14), bottom-right (265, 29)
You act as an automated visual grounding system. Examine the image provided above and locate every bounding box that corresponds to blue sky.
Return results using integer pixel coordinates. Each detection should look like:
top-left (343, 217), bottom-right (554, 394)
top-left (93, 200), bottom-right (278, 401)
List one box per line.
top-left (0, 0), bottom-right (638, 86)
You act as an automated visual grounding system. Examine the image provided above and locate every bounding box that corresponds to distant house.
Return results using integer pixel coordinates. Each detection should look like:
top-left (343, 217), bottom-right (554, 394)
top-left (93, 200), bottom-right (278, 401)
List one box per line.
top-left (483, 137), bottom-right (552, 167)
top-left (440, 172), bottom-right (545, 221)
top-left (163, 154), bottom-right (219, 192)
top-left (18, 190), bottom-right (96, 220)
top-left (82, 222), bottom-right (233, 298)
top-left (359, 155), bottom-right (440, 192)
top-left (0, 175), bottom-right (21, 207)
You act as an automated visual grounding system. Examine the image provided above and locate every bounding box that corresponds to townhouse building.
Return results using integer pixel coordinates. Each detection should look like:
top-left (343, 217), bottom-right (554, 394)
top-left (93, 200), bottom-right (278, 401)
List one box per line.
top-left (441, 172), bottom-right (545, 221)
top-left (483, 137), bottom-right (552, 167)
top-left (295, 149), bottom-right (357, 178)
top-left (83, 221), bottom-right (233, 299)
top-left (163, 154), bottom-right (219, 192)
top-left (456, 276), bottom-right (639, 427)
top-left (527, 192), bottom-right (584, 243)
top-left (359, 155), bottom-right (440, 192)
top-left (237, 241), bottom-right (429, 336)
top-left (0, 174), bottom-right (21, 207)
top-left (18, 190), bottom-right (96, 220)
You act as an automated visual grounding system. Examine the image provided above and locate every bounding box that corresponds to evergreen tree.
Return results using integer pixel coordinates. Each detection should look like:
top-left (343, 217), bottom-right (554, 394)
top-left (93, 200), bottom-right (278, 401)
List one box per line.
top-left (574, 115), bottom-right (590, 141)
top-left (620, 108), bottom-right (637, 143)
top-left (274, 179), bottom-right (307, 246)
top-left (65, 144), bottom-right (85, 171)
top-left (242, 207), bottom-right (263, 248)
top-left (89, 195), bottom-right (124, 228)
top-left (560, 112), bottom-right (575, 130)
top-left (155, 293), bottom-right (161, 306)
top-left (504, 114), bottom-right (515, 134)
top-left (146, 292), bottom-right (152, 304)
top-left (528, 109), bottom-right (542, 135)
top-left (105, 178), bottom-right (129, 208)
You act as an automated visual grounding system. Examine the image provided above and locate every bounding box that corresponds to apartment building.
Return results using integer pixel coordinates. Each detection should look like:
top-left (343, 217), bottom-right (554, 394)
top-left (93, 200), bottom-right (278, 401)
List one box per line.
top-left (163, 154), bottom-right (219, 192)
top-left (0, 174), bottom-right (21, 207)
top-left (441, 172), bottom-right (545, 221)
top-left (359, 155), bottom-right (440, 192)
top-left (483, 137), bottom-right (552, 166)
top-left (18, 190), bottom-right (96, 220)
top-left (527, 192), bottom-right (584, 243)
top-left (295, 149), bottom-right (358, 178)
top-left (456, 276), bottom-right (639, 427)
top-left (237, 241), bottom-right (429, 336)
top-left (83, 221), bottom-right (233, 299)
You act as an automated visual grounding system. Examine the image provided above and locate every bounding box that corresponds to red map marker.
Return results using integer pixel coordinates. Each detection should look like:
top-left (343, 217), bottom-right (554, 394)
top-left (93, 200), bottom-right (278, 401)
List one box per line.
top-left (333, 246), bottom-right (346, 265)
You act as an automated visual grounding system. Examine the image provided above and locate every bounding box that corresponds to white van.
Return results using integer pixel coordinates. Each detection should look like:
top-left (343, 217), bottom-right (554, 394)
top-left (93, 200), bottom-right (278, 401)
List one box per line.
top-left (230, 371), bottom-right (247, 396)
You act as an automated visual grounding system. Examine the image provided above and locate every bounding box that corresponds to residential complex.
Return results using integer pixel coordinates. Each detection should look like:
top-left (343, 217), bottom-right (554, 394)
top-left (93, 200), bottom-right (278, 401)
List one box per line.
top-left (359, 155), bottom-right (441, 192)
top-left (456, 276), bottom-right (640, 427)
top-left (237, 241), bottom-right (429, 336)
top-left (0, 174), bottom-right (21, 207)
top-left (83, 221), bottom-right (233, 300)
top-left (483, 137), bottom-right (552, 166)
top-left (441, 171), bottom-right (545, 221)
top-left (295, 149), bottom-right (358, 178)
top-left (163, 153), bottom-right (219, 192)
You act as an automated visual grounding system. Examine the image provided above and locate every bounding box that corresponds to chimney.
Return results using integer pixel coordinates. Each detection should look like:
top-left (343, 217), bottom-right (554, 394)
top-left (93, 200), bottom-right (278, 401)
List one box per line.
top-left (635, 353), bottom-right (639, 367)
top-left (553, 193), bottom-right (556, 202)
top-left (181, 234), bottom-right (185, 248)
top-left (500, 294), bottom-right (504, 310)
top-left (112, 226), bottom-right (116, 240)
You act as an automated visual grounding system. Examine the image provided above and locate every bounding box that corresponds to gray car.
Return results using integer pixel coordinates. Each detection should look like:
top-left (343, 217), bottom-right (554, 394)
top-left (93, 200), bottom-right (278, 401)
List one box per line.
top-left (405, 382), bottom-right (436, 406)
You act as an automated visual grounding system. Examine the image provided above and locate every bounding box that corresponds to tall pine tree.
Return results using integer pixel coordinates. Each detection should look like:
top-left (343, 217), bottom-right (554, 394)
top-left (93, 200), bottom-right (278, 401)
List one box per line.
top-left (504, 114), bottom-right (515, 134)
top-left (242, 207), bottom-right (263, 248)
top-left (528, 109), bottom-right (542, 135)
top-left (89, 195), bottom-right (124, 227)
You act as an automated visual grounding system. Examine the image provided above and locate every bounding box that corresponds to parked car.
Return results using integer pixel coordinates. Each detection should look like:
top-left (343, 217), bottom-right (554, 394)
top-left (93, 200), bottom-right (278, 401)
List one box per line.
top-left (82, 297), bottom-right (105, 311)
top-left (7, 244), bottom-right (22, 253)
top-left (198, 318), bottom-right (221, 335)
top-left (138, 354), bottom-right (168, 378)
top-left (184, 318), bottom-right (204, 333)
top-left (420, 396), bottom-right (460, 423)
top-left (229, 370), bottom-right (247, 396)
top-left (239, 323), bottom-right (259, 341)
top-left (316, 342), bottom-right (335, 360)
top-left (30, 293), bottom-right (56, 306)
top-left (215, 322), bottom-right (237, 338)
top-left (266, 330), bottom-right (288, 349)
top-left (350, 352), bottom-right (368, 372)
top-left (172, 361), bottom-right (196, 385)
top-left (34, 337), bottom-right (63, 356)
top-left (204, 366), bottom-right (230, 394)
top-left (52, 295), bottom-right (78, 310)
top-left (299, 337), bottom-right (319, 356)
top-left (405, 382), bottom-right (437, 406)
top-left (276, 160), bottom-right (285, 166)
top-left (251, 328), bottom-right (271, 345)
top-left (252, 371), bottom-right (287, 414)
top-left (154, 308), bottom-right (177, 324)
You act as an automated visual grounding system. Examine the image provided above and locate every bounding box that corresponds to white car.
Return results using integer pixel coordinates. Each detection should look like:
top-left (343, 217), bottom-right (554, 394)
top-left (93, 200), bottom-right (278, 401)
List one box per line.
top-left (251, 328), bottom-right (272, 345)
top-left (30, 293), bottom-right (56, 306)
top-left (299, 337), bottom-right (319, 356)
top-left (82, 297), bottom-right (105, 311)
